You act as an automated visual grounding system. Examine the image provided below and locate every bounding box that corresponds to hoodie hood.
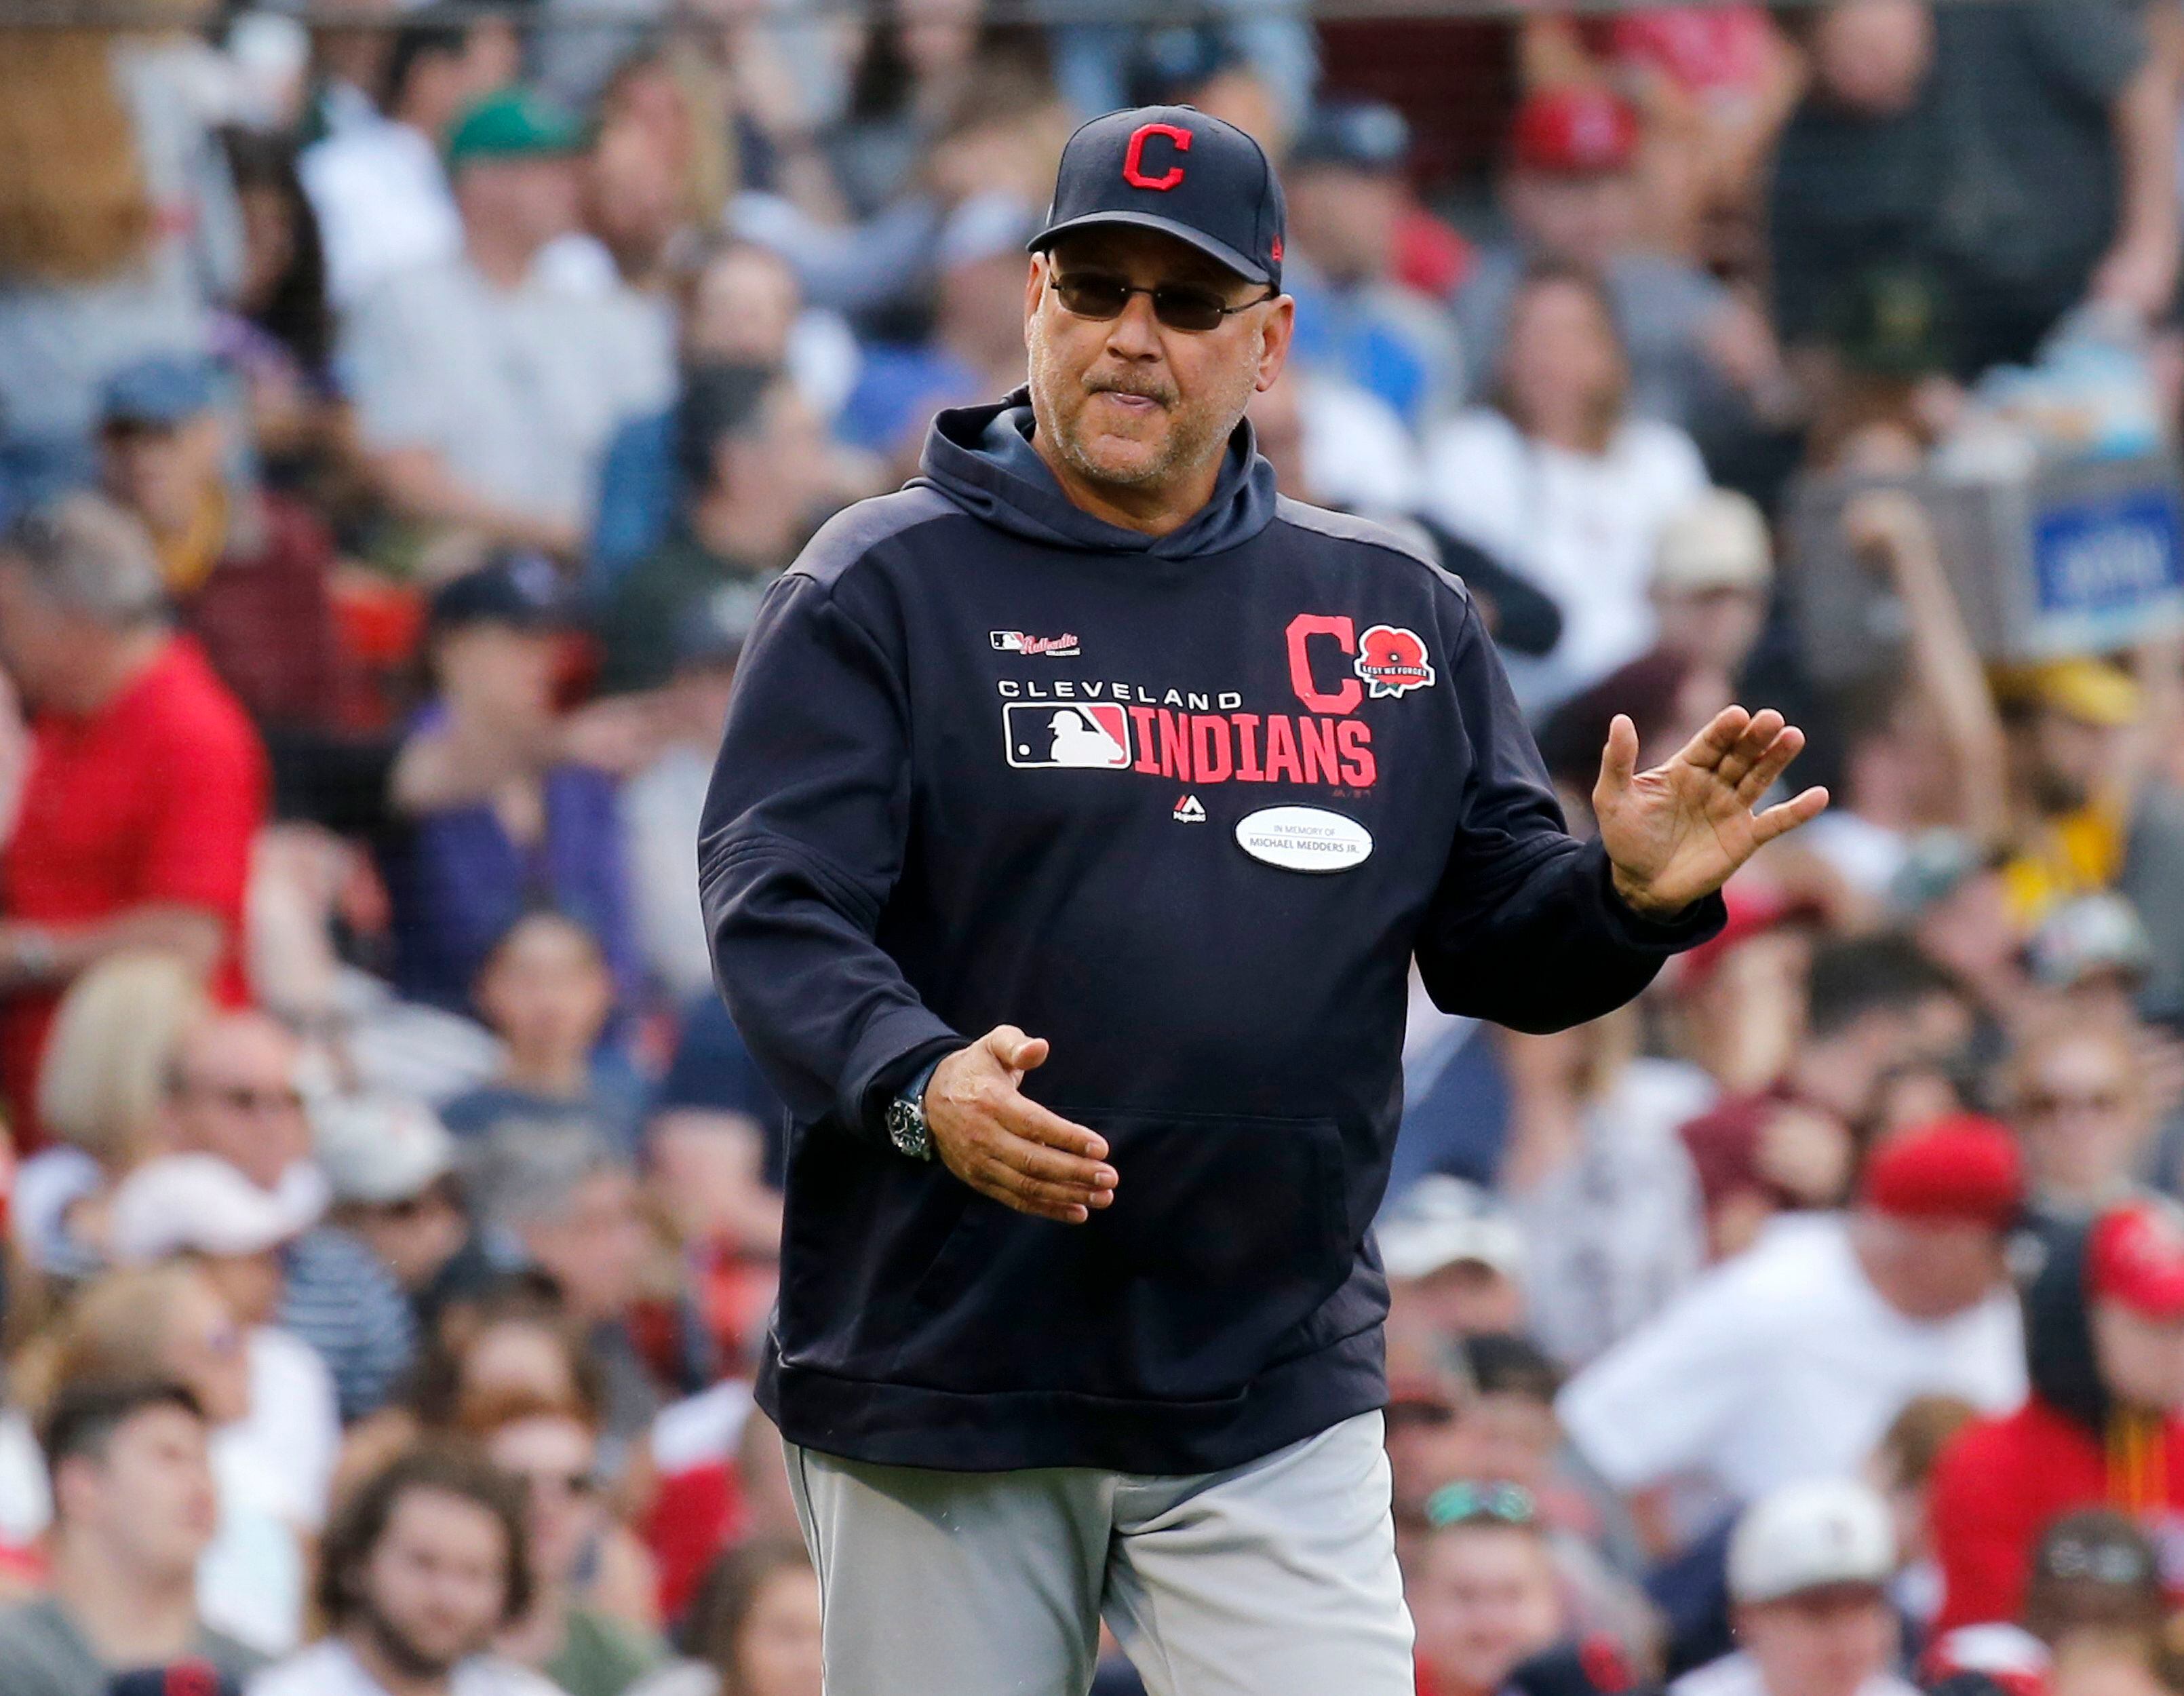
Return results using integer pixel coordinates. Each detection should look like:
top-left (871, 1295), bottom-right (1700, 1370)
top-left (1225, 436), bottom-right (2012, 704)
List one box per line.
top-left (2023, 1210), bottom-right (2109, 1432)
top-left (914, 388), bottom-right (1279, 560)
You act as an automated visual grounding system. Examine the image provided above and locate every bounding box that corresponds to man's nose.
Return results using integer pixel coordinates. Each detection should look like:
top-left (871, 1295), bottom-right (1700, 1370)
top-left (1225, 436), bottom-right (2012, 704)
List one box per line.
top-left (1104, 290), bottom-right (1165, 358)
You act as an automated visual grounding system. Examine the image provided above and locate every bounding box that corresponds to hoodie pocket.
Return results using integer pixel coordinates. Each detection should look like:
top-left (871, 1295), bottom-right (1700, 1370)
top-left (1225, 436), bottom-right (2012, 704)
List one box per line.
top-left (901, 1109), bottom-right (1356, 1402)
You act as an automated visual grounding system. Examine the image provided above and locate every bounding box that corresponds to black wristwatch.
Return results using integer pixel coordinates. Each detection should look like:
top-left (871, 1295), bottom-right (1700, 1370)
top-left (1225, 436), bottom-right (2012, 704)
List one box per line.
top-left (886, 1056), bottom-right (943, 1161)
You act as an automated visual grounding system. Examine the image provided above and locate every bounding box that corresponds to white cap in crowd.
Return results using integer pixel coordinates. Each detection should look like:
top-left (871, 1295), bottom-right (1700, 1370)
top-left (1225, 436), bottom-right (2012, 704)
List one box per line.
top-left (1728, 1478), bottom-right (1898, 1605)
top-left (1652, 489), bottom-right (1774, 598)
top-left (313, 1092), bottom-right (456, 1206)
top-left (109, 1154), bottom-right (328, 1265)
top-left (1375, 1175), bottom-right (1527, 1281)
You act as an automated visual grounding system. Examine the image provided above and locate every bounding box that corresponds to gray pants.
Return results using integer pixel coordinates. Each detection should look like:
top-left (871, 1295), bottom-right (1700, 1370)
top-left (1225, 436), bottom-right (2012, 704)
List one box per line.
top-left (783, 1410), bottom-right (1414, 1696)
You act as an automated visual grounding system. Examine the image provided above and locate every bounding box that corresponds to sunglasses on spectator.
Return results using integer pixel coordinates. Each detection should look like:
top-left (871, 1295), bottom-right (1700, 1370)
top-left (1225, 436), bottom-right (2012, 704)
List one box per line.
top-left (2042, 1536), bottom-right (2151, 1585)
top-left (375, 1180), bottom-right (461, 1223)
top-left (174, 1080), bottom-right (305, 1116)
top-left (1424, 1481), bottom-right (1538, 1530)
top-left (1047, 272), bottom-right (1276, 332)
top-left (2023, 1087), bottom-right (2129, 1117)
top-left (514, 1467), bottom-right (599, 1499)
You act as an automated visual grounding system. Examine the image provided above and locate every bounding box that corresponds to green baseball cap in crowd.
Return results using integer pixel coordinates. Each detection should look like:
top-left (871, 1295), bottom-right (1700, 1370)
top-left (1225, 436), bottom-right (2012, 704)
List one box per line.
top-left (444, 87), bottom-right (585, 170)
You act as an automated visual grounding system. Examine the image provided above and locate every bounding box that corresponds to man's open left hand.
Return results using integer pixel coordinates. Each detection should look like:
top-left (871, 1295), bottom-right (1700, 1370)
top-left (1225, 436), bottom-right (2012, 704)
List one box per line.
top-left (1594, 706), bottom-right (1829, 919)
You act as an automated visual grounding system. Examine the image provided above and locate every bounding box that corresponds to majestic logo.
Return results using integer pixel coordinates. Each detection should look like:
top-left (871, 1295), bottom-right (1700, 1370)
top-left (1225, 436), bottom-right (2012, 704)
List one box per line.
top-left (1353, 625), bottom-right (1436, 699)
top-left (1004, 702), bottom-right (1131, 769)
top-left (1123, 122), bottom-right (1192, 191)
top-left (1173, 793), bottom-right (1207, 824)
top-left (991, 630), bottom-right (1081, 657)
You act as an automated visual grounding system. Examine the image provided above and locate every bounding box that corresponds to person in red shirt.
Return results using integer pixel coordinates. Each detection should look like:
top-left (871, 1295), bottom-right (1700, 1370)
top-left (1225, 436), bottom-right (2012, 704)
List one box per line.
top-left (0, 491), bottom-right (267, 1146)
top-left (1929, 1199), bottom-right (2184, 1633)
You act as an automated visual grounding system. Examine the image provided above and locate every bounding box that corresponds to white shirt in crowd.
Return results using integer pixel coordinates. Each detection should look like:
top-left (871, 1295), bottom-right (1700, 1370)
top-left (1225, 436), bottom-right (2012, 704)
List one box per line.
top-left (251, 1638), bottom-right (566, 1696)
top-left (300, 114), bottom-right (464, 309)
top-left (1671, 1650), bottom-right (1919, 1696)
top-left (1508, 1056), bottom-right (1716, 1371)
top-left (1558, 1213), bottom-right (2025, 1507)
top-left (624, 742), bottom-right (720, 1006)
top-left (1420, 408), bottom-right (1709, 712)
top-left (340, 254), bottom-right (674, 531)
top-left (199, 1327), bottom-right (340, 1655)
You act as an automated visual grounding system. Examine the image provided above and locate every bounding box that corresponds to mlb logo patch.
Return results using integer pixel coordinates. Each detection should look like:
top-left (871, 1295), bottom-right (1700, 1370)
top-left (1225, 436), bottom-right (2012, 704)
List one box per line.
top-left (1004, 702), bottom-right (1131, 769)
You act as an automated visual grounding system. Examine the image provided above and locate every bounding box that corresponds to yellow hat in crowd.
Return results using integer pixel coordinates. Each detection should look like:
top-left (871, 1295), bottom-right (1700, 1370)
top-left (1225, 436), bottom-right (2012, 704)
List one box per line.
top-left (1989, 657), bottom-right (2143, 728)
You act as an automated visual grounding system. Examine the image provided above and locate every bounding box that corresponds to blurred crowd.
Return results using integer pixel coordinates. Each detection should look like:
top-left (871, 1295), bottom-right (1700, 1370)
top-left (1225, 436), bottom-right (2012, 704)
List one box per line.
top-left (7, 1), bottom-right (2184, 1693)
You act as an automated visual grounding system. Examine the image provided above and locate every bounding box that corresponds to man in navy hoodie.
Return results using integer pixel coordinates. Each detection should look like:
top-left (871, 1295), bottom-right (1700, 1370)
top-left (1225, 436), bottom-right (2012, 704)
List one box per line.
top-left (701, 104), bottom-right (1828, 1695)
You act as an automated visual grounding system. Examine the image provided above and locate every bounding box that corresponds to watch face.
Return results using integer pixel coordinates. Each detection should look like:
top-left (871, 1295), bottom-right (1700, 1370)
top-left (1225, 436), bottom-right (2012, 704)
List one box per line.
top-left (888, 1098), bottom-right (931, 1159)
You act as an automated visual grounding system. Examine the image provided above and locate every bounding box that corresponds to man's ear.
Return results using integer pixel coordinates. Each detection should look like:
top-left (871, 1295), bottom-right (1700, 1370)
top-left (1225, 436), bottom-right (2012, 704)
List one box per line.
top-left (1254, 295), bottom-right (1297, 393)
top-left (1023, 254), bottom-right (1047, 349)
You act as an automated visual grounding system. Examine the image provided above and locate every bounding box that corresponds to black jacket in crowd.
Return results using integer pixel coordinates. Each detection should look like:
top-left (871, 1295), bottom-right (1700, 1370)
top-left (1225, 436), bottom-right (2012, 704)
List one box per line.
top-left (700, 393), bottom-right (1725, 1474)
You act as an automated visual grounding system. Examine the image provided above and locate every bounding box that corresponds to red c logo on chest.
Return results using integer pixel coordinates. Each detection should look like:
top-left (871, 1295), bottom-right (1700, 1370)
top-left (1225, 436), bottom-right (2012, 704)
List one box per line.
top-left (1123, 123), bottom-right (1192, 191)
top-left (1285, 614), bottom-right (1363, 715)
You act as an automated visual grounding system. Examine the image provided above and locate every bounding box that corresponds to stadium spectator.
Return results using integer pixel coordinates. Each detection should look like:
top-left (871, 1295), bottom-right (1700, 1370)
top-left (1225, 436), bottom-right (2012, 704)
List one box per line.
top-left (1282, 99), bottom-right (1463, 431)
top-left (250, 1444), bottom-right (558, 1696)
top-left (467, 1128), bottom-right (657, 1446)
top-left (382, 556), bottom-right (645, 1016)
top-left (218, 132), bottom-right (342, 490)
top-left (1647, 490), bottom-right (1774, 685)
top-left (1423, 262), bottom-right (1710, 710)
top-left (0, 493), bottom-right (265, 1149)
top-left (297, 8), bottom-right (519, 309)
top-left (472, 1391), bottom-right (667, 1695)
top-left (1672, 937), bottom-right (1968, 1263)
top-left (588, 238), bottom-right (847, 598)
top-left (1922, 1511), bottom-right (2166, 1696)
top-left (592, 363), bottom-right (818, 697)
top-left (16, 1263), bottom-right (307, 1655)
top-left (1451, 1334), bottom-right (1658, 1658)
top-left (340, 88), bottom-right (673, 560)
top-left (1409, 1484), bottom-right (1569, 1696)
top-left (14, 950), bottom-right (207, 1281)
top-left (1378, 1176), bottom-right (1530, 1362)
top-left (1672, 1479), bottom-right (1913, 1696)
top-left (95, 352), bottom-right (355, 737)
top-left (0, 21), bottom-right (241, 477)
top-left (1455, 87), bottom-right (1776, 436)
top-left (1929, 1200), bottom-right (2184, 1632)
top-left (833, 191), bottom-right (1041, 469)
top-left (1770, 0), bottom-right (2177, 379)
top-left (682, 1535), bottom-right (823, 1696)
top-left (442, 912), bottom-right (641, 1155)
top-left (160, 1009), bottom-right (417, 1421)
top-left (623, 597), bottom-right (756, 1005)
top-left (1498, 1009), bottom-right (1713, 1368)
top-left (0, 1378), bottom-right (260, 1693)
top-left (645, 1050), bottom-right (785, 1372)
top-left (1559, 1116), bottom-right (2027, 1545)
top-left (1866, 1393), bottom-right (1979, 1645)
top-left (2003, 1023), bottom-right (2154, 1218)
top-left (317, 1093), bottom-right (496, 1334)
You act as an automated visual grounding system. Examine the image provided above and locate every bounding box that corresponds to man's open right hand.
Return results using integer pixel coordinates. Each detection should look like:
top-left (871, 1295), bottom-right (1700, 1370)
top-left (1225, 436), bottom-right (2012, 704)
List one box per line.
top-left (924, 1026), bottom-right (1118, 1225)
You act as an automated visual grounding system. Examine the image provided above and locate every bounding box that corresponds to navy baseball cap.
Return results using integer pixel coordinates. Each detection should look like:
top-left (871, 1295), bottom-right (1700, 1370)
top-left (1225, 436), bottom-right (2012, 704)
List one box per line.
top-left (428, 549), bottom-right (568, 632)
top-left (100, 353), bottom-right (216, 429)
top-left (1028, 105), bottom-right (1286, 289)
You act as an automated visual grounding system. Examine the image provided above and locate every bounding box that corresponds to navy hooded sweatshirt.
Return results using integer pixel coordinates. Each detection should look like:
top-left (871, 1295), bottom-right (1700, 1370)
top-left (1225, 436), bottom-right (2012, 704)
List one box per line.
top-left (700, 393), bottom-right (1725, 1474)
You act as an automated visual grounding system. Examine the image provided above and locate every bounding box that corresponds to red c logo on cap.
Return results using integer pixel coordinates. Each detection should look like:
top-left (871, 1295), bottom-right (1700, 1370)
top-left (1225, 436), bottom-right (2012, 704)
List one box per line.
top-left (1123, 123), bottom-right (1192, 191)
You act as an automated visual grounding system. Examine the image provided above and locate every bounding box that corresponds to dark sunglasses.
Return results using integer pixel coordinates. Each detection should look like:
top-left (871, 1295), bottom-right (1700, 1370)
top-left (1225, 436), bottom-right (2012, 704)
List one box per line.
top-left (517, 1467), bottom-right (599, 1498)
top-left (2042, 1537), bottom-right (2152, 1585)
top-left (176, 1080), bottom-right (305, 1116)
top-left (1047, 272), bottom-right (1275, 333)
top-left (1424, 1480), bottom-right (1538, 1531)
